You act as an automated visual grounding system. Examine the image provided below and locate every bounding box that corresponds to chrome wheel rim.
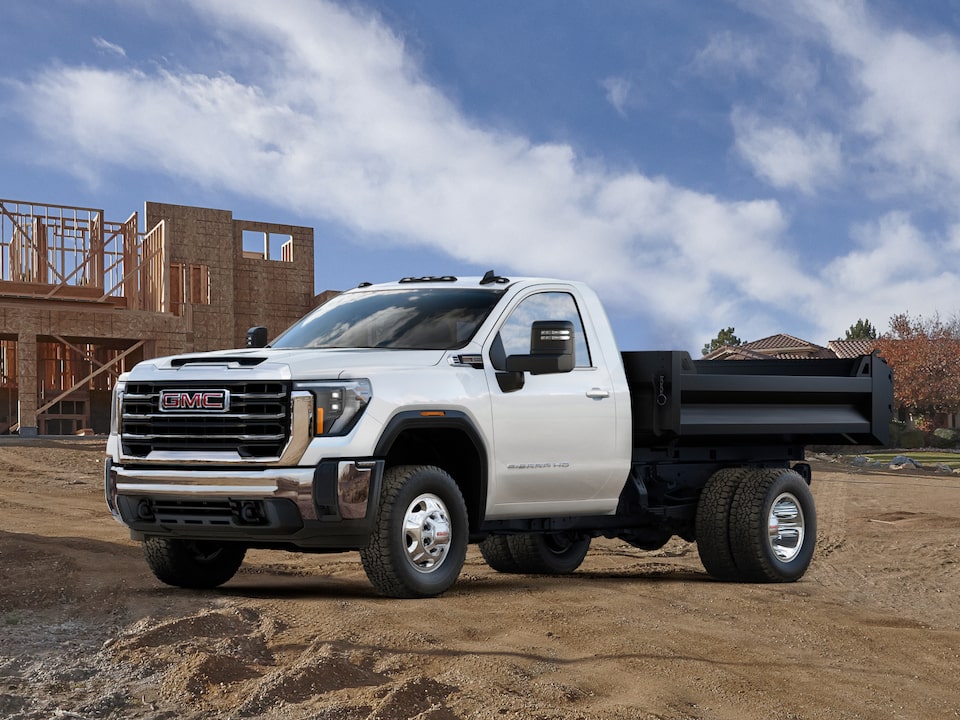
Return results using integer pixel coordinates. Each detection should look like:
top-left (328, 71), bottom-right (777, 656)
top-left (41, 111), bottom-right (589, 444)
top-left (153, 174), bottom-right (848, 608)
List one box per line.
top-left (767, 492), bottom-right (805, 562)
top-left (403, 493), bottom-right (453, 574)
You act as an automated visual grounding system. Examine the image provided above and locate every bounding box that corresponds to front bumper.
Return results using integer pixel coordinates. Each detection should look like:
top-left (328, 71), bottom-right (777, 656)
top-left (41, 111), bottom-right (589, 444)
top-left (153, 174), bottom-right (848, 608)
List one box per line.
top-left (105, 458), bottom-right (384, 549)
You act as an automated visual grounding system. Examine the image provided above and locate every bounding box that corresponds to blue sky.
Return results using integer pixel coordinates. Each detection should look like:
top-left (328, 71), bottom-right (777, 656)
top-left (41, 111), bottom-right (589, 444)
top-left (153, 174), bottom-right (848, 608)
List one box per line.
top-left (3, 0), bottom-right (960, 353)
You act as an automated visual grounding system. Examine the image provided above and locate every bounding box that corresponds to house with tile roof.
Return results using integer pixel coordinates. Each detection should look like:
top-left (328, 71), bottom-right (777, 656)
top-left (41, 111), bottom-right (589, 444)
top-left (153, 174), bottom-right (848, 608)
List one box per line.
top-left (702, 334), bottom-right (842, 361)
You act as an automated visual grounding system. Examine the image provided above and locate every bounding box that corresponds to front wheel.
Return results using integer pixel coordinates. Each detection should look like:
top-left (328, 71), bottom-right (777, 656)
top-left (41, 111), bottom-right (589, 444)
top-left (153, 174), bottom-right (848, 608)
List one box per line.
top-left (360, 465), bottom-right (468, 598)
top-left (142, 537), bottom-right (246, 589)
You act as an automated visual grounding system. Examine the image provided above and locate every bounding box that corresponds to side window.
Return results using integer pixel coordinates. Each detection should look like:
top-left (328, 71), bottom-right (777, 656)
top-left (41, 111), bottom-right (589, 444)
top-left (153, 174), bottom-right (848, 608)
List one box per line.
top-left (494, 292), bottom-right (591, 368)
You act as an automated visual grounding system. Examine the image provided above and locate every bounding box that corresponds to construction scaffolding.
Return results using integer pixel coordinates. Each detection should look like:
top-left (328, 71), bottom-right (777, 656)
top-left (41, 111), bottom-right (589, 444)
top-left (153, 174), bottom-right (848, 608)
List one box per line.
top-left (0, 197), bottom-right (315, 435)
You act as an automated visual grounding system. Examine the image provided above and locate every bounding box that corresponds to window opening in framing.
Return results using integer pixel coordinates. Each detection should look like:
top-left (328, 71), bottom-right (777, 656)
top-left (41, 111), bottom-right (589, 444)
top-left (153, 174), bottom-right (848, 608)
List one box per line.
top-left (0, 339), bottom-right (16, 387)
top-left (34, 339), bottom-right (144, 435)
top-left (170, 263), bottom-right (211, 316)
top-left (242, 230), bottom-right (294, 262)
top-left (37, 339), bottom-right (141, 394)
top-left (0, 339), bottom-right (15, 434)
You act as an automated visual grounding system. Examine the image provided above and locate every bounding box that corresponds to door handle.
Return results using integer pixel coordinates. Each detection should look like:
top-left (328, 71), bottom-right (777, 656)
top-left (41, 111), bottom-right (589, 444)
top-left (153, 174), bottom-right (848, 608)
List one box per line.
top-left (586, 388), bottom-right (610, 399)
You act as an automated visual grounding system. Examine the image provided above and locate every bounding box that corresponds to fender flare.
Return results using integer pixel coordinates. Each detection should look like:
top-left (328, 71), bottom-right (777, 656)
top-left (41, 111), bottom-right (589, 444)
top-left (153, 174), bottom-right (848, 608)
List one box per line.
top-left (373, 410), bottom-right (489, 526)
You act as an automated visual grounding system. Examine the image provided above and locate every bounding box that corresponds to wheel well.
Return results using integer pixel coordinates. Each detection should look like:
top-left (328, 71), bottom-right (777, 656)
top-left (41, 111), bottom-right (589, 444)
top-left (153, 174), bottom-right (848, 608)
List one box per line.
top-left (380, 425), bottom-right (486, 530)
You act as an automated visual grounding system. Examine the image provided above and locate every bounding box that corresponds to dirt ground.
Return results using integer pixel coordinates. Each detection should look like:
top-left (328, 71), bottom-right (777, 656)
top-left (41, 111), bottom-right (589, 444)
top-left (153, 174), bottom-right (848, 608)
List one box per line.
top-left (0, 439), bottom-right (958, 720)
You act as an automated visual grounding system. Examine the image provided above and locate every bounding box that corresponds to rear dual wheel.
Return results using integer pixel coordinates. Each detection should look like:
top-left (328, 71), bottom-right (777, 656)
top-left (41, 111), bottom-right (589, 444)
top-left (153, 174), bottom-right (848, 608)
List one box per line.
top-left (696, 467), bottom-right (815, 583)
top-left (479, 532), bottom-right (591, 575)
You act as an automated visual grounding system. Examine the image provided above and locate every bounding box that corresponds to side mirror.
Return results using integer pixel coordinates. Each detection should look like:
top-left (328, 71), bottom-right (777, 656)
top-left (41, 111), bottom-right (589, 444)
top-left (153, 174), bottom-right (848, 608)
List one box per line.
top-left (505, 320), bottom-right (575, 375)
top-left (246, 326), bottom-right (269, 348)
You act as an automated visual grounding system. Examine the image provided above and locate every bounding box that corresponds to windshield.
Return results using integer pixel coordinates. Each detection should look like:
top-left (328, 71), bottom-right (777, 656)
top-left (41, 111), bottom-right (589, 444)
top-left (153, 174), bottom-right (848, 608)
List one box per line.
top-left (271, 288), bottom-right (505, 350)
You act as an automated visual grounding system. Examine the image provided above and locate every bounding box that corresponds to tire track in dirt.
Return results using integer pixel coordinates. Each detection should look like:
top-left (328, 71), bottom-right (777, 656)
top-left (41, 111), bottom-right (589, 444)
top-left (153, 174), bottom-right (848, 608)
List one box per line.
top-left (810, 466), bottom-right (960, 631)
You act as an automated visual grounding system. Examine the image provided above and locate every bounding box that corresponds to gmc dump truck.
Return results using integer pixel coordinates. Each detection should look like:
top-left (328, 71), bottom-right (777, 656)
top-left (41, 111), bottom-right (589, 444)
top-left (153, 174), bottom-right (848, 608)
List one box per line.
top-left (105, 273), bottom-right (893, 597)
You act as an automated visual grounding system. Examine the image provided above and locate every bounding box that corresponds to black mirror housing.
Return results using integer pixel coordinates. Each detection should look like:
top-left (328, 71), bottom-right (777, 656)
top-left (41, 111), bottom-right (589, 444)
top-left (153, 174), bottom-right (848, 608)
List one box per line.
top-left (246, 326), bottom-right (269, 348)
top-left (504, 320), bottom-right (575, 375)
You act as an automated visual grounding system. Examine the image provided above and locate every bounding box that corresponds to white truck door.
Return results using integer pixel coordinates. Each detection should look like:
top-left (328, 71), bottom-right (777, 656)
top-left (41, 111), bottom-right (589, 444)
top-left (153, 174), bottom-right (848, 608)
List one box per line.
top-left (484, 290), bottom-right (622, 518)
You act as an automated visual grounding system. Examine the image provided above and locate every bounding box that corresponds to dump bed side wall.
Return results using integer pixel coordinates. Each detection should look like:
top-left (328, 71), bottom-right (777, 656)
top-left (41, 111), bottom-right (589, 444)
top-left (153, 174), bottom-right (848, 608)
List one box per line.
top-left (623, 351), bottom-right (894, 448)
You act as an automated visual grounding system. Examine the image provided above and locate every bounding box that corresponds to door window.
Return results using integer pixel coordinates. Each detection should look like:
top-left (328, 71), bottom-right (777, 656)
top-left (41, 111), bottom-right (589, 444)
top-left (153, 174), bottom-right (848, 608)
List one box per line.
top-left (495, 292), bottom-right (591, 368)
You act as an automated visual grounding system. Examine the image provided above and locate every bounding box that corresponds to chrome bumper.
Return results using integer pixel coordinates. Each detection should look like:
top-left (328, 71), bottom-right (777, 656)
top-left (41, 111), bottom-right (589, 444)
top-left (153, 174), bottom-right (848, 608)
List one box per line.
top-left (106, 460), bottom-right (381, 523)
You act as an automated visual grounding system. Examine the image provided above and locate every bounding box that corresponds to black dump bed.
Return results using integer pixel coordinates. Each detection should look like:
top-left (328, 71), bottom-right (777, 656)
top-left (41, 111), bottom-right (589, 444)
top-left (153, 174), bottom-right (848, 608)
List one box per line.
top-left (623, 351), bottom-right (894, 448)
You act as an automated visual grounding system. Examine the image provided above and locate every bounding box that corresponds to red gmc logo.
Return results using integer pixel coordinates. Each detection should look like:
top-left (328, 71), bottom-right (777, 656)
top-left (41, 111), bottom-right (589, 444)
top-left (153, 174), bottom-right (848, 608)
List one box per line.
top-left (159, 389), bottom-right (230, 412)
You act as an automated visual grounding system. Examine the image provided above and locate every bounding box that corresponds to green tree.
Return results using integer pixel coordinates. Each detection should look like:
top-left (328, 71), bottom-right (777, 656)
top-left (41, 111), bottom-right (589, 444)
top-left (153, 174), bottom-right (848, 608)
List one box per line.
top-left (844, 318), bottom-right (878, 340)
top-left (702, 327), bottom-right (741, 356)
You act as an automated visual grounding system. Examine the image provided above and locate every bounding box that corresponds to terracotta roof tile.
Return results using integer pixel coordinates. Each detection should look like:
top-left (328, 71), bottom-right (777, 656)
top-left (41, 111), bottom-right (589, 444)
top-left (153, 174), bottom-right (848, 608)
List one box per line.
top-left (828, 339), bottom-right (877, 358)
top-left (701, 345), bottom-right (771, 360)
top-left (704, 333), bottom-right (859, 361)
top-left (740, 334), bottom-right (822, 352)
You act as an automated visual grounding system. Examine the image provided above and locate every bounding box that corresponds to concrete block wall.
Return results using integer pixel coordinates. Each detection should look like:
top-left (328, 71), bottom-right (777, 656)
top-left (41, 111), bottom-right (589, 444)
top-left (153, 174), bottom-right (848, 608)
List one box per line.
top-left (145, 202), bottom-right (315, 350)
top-left (145, 202), bottom-right (237, 351)
top-left (233, 220), bottom-right (314, 342)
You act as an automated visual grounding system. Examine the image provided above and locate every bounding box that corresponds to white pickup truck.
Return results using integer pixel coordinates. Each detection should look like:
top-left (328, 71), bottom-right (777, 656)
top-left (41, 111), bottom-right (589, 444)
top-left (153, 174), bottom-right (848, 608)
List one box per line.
top-left (105, 273), bottom-right (893, 597)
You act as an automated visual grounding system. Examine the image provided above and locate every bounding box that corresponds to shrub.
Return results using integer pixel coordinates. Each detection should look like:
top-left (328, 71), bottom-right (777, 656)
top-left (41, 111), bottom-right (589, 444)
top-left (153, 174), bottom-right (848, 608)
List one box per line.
top-left (899, 429), bottom-right (926, 449)
top-left (931, 428), bottom-right (960, 449)
top-left (887, 421), bottom-right (907, 448)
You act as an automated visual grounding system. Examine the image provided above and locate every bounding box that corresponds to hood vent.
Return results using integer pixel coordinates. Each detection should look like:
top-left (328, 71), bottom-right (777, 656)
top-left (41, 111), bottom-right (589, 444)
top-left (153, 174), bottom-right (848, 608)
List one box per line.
top-left (171, 356), bottom-right (267, 368)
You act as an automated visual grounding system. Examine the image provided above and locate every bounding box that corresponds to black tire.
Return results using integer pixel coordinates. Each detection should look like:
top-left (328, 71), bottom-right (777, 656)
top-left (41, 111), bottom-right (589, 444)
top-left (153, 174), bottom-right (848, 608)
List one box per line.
top-left (360, 465), bottom-right (468, 598)
top-left (478, 535), bottom-right (523, 573)
top-left (728, 468), bottom-right (816, 583)
top-left (695, 467), bottom-right (752, 581)
top-left (142, 537), bottom-right (246, 589)
top-left (505, 532), bottom-right (591, 574)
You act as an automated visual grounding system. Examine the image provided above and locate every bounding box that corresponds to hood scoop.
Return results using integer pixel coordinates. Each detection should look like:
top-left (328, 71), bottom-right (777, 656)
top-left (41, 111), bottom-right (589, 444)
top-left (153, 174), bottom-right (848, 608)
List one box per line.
top-left (171, 355), bottom-right (267, 368)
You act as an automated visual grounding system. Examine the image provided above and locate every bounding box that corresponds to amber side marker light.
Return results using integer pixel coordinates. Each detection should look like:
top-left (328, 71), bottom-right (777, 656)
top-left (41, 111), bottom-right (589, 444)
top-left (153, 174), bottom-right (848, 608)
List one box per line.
top-left (420, 410), bottom-right (446, 417)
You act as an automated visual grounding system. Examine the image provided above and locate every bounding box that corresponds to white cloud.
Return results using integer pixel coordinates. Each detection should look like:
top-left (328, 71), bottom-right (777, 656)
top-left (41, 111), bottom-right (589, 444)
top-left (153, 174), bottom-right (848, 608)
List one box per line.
top-left (93, 36), bottom-right (126, 57)
top-left (777, 0), bottom-right (960, 202)
top-left (691, 31), bottom-right (761, 76)
top-left (949, 223), bottom-right (960, 252)
top-left (601, 75), bottom-right (632, 117)
top-left (732, 108), bottom-right (842, 194)
top-left (814, 212), bottom-right (960, 337)
top-left (822, 212), bottom-right (936, 290)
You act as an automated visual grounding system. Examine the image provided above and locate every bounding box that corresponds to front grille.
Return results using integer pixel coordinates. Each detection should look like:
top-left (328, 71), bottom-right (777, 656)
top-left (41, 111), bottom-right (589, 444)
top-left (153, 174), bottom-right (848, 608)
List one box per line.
top-left (120, 381), bottom-right (292, 457)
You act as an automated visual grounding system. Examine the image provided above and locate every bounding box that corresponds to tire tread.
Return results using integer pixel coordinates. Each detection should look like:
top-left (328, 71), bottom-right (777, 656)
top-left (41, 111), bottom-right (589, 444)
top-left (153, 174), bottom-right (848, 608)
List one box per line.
top-left (696, 468), bottom-right (752, 581)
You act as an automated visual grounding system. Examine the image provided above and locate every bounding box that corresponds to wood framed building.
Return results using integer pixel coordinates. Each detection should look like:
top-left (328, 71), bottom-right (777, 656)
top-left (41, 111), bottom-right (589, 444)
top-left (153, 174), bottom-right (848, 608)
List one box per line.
top-left (0, 198), bottom-right (316, 435)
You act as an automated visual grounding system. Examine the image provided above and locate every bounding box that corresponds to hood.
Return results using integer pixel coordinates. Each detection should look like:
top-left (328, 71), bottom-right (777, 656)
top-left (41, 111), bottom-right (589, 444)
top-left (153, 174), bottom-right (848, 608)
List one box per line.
top-left (129, 346), bottom-right (449, 381)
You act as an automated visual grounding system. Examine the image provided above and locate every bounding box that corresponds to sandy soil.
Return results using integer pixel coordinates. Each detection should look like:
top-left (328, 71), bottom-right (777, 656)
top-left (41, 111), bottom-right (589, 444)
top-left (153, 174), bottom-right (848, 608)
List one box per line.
top-left (0, 438), bottom-right (958, 720)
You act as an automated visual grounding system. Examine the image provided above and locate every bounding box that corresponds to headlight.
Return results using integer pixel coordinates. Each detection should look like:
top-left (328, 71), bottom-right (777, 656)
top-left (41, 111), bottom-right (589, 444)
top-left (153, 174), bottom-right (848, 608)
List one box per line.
top-left (294, 379), bottom-right (372, 436)
top-left (111, 377), bottom-right (127, 435)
